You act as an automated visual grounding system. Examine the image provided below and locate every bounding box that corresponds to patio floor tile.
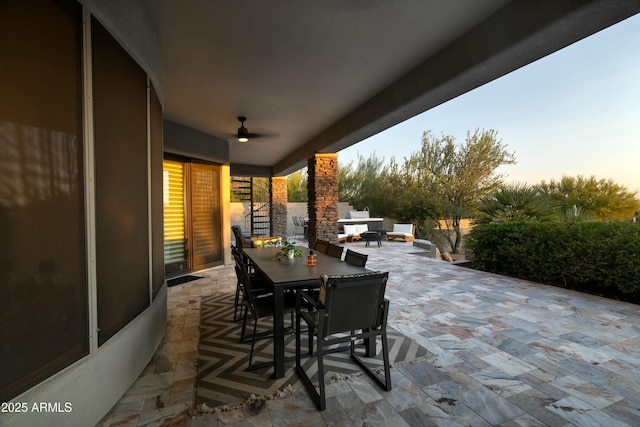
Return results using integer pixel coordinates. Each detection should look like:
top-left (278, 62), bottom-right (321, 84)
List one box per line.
top-left (99, 240), bottom-right (640, 426)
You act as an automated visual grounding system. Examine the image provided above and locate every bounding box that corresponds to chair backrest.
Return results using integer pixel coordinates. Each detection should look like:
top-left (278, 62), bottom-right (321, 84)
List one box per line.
top-left (315, 239), bottom-right (330, 254)
top-left (231, 243), bottom-right (246, 268)
top-left (392, 223), bottom-right (414, 235)
top-left (343, 224), bottom-right (357, 236)
top-left (232, 250), bottom-right (259, 306)
top-left (319, 272), bottom-right (389, 336)
top-left (355, 224), bottom-right (369, 235)
top-left (326, 243), bottom-right (344, 259)
top-left (232, 248), bottom-right (247, 275)
top-left (232, 225), bottom-right (246, 250)
top-left (344, 249), bottom-right (368, 267)
top-left (231, 244), bottom-right (242, 259)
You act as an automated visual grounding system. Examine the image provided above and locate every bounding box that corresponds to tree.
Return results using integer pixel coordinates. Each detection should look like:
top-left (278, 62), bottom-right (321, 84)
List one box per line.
top-left (537, 175), bottom-right (639, 221)
top-left (476, 183), bottom-right (557, 224)
top-left (241, 177), bottom-right (268, 203)
top-left (337, 160), bottom-right (354, 202)
top-left (338, 152), bottom-right (392, 216)
top-left (389, 129), bottom-right (515, 253)
top-left (287, 168), bottom-right (308, 202)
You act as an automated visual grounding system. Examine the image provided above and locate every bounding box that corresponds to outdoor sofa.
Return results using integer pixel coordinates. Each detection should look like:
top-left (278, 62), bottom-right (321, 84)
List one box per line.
top-left (338, 224), bottom-right (369, 242)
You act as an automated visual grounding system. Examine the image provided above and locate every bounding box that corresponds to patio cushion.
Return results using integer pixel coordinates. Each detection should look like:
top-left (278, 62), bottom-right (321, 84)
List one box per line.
top-left (251, 236), bottom-right (282, 247)
top-left (355, 224), bottom-right (368, 234)
top-left (343, 224), bottom-right (358, 236)
top-left (391, 224), bottom-right (413, 235)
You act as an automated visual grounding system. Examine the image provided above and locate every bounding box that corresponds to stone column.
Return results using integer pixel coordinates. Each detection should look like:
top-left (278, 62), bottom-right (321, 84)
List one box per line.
top-left (307, 153), bottom-right (339, 246)
top-left (270, 176), bottom-right (288, 238)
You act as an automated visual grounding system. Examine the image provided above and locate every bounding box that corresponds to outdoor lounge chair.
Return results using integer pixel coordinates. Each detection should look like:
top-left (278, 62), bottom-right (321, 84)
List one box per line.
top-left (355, 224), bottom-right (368, 237)
top-left (295, 272), bottom-right (391, 410)
top-left (338, 224), bottom-right (369, 242)
top-left (387, 223), bottom-right (415, 242)
top-left (338, 224), bottom-right (358, 242)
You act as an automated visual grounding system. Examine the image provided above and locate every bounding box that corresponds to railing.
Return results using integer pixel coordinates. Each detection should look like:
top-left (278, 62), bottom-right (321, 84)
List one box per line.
top-left (245, 201), bottom-right (271, 237)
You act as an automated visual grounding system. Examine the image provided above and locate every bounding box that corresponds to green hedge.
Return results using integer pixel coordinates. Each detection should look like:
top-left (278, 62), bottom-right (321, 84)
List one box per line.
top-left (467, 222), bottom-right (640, 299)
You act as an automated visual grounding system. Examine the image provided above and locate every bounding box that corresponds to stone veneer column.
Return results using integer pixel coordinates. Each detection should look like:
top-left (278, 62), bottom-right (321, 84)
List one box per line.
top-left (307, 153), bottom-right (339, 246)
top-left (270, 176), bottom-right (288, 238)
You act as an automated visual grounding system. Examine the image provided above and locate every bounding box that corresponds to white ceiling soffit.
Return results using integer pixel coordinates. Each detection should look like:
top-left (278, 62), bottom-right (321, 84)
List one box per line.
top-left (141, 0), bottom-right (640, 175)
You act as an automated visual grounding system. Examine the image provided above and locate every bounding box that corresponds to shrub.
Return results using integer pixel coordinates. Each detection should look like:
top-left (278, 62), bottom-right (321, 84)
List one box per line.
top-left (476, 183), bottom-right (557, 224)
top-left (467, 222), bottom-right (640, 300)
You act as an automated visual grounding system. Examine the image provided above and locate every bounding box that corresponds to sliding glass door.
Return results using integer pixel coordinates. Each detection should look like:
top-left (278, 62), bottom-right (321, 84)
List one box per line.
top-left (163, 158), bottom-right (222, 276)
top-left (190, 162), bottom-right (222, 270)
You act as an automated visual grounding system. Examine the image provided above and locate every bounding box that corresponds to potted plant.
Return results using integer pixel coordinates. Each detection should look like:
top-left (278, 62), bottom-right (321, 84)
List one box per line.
top-left (280, 239), bottom-right (303, 259)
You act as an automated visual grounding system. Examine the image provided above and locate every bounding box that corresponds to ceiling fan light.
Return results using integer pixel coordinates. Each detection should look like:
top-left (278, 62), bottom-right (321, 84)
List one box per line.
top-left (236, 117), bottom-right (250, 142)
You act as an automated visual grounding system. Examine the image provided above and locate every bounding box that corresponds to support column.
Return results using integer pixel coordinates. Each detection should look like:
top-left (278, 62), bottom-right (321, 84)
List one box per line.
top-left (270, 176), bottom-right (288, 238)
top-left (307, 153), bottom-right (339, 246)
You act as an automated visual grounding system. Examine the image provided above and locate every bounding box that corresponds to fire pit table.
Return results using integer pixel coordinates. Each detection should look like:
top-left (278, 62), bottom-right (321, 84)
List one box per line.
top-left (359, 230), bottom-right (387, 247)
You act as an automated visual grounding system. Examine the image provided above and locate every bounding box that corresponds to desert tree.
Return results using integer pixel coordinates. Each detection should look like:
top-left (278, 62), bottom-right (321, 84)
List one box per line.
top-left (287, 168), bottom-right (308, 202)
top-left (390, 129), bottom-right (516, 253)
top-left (538, 175), bottom-right (639, 221)
top-left (338, 152), bottom-right (392, 216)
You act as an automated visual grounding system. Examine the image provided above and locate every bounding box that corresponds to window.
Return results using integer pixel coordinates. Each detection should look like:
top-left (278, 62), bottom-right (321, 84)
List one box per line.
top-left (0, 0), bottom-right (87, 401)
top-left (92, 18), bottom-right (150, 345)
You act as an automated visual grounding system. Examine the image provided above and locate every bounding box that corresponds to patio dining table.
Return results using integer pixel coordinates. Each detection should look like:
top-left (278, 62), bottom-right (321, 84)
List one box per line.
top-left (243, 246), bottom-right (371, 378)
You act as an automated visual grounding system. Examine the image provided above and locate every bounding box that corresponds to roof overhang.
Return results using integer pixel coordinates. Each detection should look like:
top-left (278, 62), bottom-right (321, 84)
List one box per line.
top-left (140, 0), bottom-right (640, 176)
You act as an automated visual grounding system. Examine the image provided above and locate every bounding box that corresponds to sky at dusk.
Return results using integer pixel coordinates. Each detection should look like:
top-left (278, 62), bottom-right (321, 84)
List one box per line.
top-left (339, 13), bottom-right (640, 193)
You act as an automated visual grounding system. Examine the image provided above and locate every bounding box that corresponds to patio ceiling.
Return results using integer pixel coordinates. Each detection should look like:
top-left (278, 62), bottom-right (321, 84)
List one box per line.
top-left (140, 0), bottom-right (639, 176)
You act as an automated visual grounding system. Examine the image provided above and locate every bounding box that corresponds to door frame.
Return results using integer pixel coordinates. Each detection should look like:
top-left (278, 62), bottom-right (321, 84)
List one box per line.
top-left (163, 155), bottom-right (224, 276)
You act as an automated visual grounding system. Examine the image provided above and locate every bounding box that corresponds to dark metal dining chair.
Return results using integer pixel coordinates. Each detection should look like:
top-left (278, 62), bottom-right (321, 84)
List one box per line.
top-left (315, 239), bottom-right (330, 254)
top-left (232, 224), bottom-right (256, 270)
top-left (231, 225), bottom-right (252, 250)
top-left (231, 245), bottom-right (270, 321)
top-left (344, 249), bottom-right (368, 267)
top-left (295, 272), bottom-right (391, 410)
top-left (232, 251), bottom-right (296, 371)
top-left (326, 243), bottom-right (344, 259)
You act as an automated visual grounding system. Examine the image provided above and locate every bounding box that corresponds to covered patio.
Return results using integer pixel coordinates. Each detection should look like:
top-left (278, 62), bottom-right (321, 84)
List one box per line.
top-left (4, 2), bottom-right (640, 425)
top-left (100, 241), bottom-right (640, 426)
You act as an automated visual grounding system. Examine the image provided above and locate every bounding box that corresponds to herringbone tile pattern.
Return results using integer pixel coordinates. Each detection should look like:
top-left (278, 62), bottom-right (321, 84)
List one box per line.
top-left (196, 293), bottom-right (433, 409)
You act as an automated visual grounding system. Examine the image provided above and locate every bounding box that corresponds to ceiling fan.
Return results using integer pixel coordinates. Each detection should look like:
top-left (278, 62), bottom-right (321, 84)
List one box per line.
top-left (234, 116), bottom-right (278, 143)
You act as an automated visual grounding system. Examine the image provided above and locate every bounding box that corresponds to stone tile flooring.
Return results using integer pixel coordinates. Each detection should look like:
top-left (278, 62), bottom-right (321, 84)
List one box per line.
top-left (98, 241), bottom-right (640, 426)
